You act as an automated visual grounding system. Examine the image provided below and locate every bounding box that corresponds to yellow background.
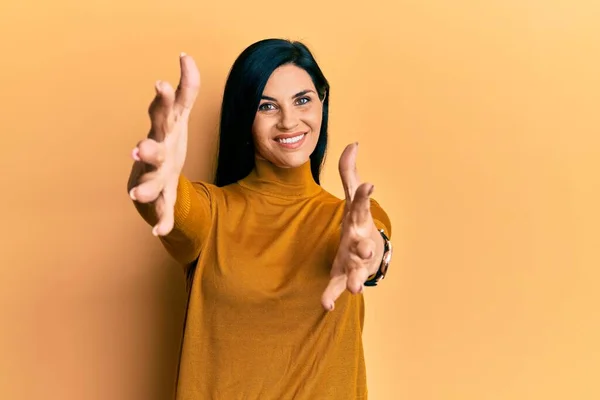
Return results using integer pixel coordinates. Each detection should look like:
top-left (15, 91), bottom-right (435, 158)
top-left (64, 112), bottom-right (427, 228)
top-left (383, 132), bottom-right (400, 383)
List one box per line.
top-left (1, 0), bottom-right (598, 399)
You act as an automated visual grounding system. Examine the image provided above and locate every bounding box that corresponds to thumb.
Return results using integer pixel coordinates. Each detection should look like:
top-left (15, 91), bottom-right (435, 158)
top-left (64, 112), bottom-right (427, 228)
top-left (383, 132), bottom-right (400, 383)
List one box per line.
top-left (321, 274), bottom-right (347, 312)
top-left (321, 255), bottom-right (347, 311)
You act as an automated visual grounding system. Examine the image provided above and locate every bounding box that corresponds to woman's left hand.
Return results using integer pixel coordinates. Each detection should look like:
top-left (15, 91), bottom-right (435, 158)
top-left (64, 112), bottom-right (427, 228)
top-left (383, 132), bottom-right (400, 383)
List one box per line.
top-left (321, 143), bottom-right (383, 311)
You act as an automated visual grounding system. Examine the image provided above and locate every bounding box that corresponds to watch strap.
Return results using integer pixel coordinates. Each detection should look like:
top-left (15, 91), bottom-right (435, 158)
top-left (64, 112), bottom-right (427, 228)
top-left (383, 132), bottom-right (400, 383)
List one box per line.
top-left (364, 229), bottom-right (392, 287)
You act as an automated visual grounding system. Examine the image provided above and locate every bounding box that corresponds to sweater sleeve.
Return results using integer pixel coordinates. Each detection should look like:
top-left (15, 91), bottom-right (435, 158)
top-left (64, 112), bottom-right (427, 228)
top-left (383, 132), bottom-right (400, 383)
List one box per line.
top-left (370, 198), bottom-right (392, 239)
top-left (133, 175), bottom-right (213, 267)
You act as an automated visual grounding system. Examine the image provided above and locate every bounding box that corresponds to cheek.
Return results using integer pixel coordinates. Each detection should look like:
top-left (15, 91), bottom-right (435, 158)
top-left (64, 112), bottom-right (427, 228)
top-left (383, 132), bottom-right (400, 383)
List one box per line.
top-left (306, 108), bottom-right (323, 134)
top-left (252, 117), bottom-right (271, 144)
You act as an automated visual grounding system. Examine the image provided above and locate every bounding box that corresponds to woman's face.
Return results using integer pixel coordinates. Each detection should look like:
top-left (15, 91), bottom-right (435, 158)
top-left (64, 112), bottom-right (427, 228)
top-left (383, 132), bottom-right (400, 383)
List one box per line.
top-left (252, 64), bottom-right (323, 168)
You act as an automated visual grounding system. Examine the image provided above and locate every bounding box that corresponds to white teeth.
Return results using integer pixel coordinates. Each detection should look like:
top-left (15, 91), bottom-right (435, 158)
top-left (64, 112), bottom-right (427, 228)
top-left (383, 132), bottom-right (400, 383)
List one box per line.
top-left (278, 134), bottom-right (304, 144)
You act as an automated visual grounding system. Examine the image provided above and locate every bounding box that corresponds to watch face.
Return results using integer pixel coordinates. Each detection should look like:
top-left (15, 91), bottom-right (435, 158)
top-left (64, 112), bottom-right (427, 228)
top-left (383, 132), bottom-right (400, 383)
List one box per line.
top-left (383, 242), bottom-right (392, 264)
top-left (375, 229), bottom-right (392, 282)
top-left (381, 242), bottom-right (392, 276)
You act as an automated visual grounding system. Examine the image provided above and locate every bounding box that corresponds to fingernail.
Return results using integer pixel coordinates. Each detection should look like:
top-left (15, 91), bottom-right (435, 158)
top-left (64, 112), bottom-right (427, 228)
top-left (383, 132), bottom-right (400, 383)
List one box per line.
top-left (359, 285), bottom-right (364, 293)
top-left (329, 303), bottom-right (335, 311)
top-left (180, 52), bottom-right (187, 58)
top-left (129, 189), bottom-right (136, 201)
top-left (152, 226), bottom-right (159, 236)
top-left (368, 185), bottom-right (375, 196)
top-left (355, 142), bottom-right (359, 147)
top-left (132, 148), bottom-right (140, 161)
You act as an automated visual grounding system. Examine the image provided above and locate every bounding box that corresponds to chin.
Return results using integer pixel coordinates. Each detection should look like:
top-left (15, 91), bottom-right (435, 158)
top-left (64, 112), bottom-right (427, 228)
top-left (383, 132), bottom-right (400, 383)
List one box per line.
top-left (274, 152), bottom-right (312, 168)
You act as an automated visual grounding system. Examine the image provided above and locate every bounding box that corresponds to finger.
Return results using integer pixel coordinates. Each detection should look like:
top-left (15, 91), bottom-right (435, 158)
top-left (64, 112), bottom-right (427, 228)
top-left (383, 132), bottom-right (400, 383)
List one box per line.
top-left (174, 53), bottom-right (201, 114)
top-left (349, 182), bottom-right (374, 226)
top-left (338, 142), bottom-right (361, 207)
top-left (355, 238), bottom-right (376, 261)
top-left (148, 80), bottom-right (176, 141)
top-left (129, 170), bottom-right (163, 203)
top-left (152, 195), bottom-right (166, 236)
top-left (321, 272), bottom-right (347, 311)
top-left (347, 265), bottom-right (369, 294)
top-left (153, 179), bottom-right (177, 236)
top-left (152, 195), bottom-right (174, 237)
top-left (135, 138), bottom-right (165, 168)
top-left (342, 248), bottom-right (370, 294)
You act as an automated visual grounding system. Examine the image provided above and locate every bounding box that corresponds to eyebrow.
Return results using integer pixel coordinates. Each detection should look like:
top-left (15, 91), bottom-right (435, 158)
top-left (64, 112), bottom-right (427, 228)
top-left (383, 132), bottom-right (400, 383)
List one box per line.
top-left (261, 89), bottom-right (316, 102)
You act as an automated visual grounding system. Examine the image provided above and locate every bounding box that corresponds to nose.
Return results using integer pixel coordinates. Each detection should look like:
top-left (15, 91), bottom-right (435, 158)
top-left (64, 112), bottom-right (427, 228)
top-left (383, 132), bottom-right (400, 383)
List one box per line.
top-left (277, 106), bottom-right (299, 131)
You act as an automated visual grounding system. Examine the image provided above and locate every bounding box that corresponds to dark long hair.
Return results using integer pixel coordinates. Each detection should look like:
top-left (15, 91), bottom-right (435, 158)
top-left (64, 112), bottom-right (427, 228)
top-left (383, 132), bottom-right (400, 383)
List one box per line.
top-left (214, 39), bottom-right (330, 187)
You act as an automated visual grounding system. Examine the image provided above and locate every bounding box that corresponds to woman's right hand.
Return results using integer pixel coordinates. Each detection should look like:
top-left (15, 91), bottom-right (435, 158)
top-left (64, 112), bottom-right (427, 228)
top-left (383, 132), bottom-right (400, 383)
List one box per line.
top-left (128, 53), bottom-right (201, 237)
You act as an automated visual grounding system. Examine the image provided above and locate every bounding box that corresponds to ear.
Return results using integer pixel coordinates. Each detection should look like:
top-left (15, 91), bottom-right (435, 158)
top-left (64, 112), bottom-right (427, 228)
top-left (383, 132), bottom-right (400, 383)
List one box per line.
top-left (321, 90), bottom-right (327, 103)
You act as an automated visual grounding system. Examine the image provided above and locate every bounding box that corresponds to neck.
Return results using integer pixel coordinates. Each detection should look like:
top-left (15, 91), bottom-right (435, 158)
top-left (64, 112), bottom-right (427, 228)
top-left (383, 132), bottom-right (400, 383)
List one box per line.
top-left (238, 157), bottom-right (321, 198)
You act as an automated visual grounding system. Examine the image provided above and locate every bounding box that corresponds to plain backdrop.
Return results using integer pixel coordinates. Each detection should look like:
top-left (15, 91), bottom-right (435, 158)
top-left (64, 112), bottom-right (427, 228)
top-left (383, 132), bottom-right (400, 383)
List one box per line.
top-left (1, 0), bottom-right (598, 399)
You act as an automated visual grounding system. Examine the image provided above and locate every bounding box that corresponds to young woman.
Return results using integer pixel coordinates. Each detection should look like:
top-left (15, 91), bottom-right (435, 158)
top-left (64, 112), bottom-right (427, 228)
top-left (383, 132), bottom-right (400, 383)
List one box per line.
top-left (127, 38), bottom-right (393, 399)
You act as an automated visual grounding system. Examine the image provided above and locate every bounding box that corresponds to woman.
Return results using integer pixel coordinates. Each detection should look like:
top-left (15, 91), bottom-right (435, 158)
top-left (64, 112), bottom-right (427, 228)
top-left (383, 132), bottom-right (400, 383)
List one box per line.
top-left (127, 39), bottom-right (393, 399)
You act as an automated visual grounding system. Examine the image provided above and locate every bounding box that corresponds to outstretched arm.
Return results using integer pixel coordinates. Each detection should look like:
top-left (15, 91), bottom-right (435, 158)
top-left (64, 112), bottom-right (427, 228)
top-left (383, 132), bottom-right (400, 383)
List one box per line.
top-left (127, 53), bottom-right (212, 266)
top-left (321, 143), bottom-right (393, 311)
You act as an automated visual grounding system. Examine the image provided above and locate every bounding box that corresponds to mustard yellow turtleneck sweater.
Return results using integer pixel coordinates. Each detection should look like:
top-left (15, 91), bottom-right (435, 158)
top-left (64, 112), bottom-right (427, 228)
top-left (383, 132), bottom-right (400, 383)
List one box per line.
top-left (134, 158), bottom-right (392, 400)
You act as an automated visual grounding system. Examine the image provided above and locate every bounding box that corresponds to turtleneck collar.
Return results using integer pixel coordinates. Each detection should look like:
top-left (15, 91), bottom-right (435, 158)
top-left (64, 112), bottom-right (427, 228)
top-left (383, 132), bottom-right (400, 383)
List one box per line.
top-left (238, 158), bottom-right (322, 199)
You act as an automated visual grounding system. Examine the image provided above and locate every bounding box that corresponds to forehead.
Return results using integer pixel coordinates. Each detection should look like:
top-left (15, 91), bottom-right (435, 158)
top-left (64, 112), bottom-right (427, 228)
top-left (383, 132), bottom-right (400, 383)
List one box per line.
top-left (263, 64), bottom-right (316, 96)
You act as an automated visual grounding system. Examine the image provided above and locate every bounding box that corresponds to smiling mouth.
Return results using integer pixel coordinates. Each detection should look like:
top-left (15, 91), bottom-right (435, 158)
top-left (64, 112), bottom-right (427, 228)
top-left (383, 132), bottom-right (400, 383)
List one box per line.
top-left (276, 133), bottom-right (306, 144)
top-left (274, 132), bottom-right (308, 149)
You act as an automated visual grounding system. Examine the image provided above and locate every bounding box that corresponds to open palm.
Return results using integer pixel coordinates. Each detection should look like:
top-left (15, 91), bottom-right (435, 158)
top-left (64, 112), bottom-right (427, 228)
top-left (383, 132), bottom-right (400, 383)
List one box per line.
top-left (321, 143), bottom-right (380, 311)
top-left (127, 54), bottom-right (200, 236)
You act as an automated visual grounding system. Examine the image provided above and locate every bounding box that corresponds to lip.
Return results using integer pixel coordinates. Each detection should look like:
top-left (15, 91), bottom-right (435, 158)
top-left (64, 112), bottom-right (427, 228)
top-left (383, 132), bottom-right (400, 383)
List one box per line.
top-left (274, 132), bottom-right (308, 150)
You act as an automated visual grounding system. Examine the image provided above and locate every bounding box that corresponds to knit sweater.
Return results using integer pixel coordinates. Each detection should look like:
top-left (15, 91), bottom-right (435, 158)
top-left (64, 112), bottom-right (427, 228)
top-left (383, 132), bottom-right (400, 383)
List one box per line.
top-left (134, 158), bottom-right (392, 400)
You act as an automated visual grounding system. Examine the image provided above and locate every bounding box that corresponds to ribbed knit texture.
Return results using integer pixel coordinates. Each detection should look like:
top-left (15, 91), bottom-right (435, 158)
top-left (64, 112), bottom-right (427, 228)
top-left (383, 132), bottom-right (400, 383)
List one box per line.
top-left (134, 159), bottom-right (392, 399)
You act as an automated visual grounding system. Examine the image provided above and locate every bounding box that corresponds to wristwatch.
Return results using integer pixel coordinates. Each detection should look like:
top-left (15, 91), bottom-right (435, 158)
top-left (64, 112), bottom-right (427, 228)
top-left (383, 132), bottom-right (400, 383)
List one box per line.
top-left (364, 229), bottom-right (392, 287)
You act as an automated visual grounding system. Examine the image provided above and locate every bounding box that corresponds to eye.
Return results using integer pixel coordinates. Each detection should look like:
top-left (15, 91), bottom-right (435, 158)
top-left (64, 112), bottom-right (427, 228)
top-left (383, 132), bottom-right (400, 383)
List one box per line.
top-left (295, 97), bottom-right (311, 106)
top-left (258, 103), bottom-right (277, 111)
